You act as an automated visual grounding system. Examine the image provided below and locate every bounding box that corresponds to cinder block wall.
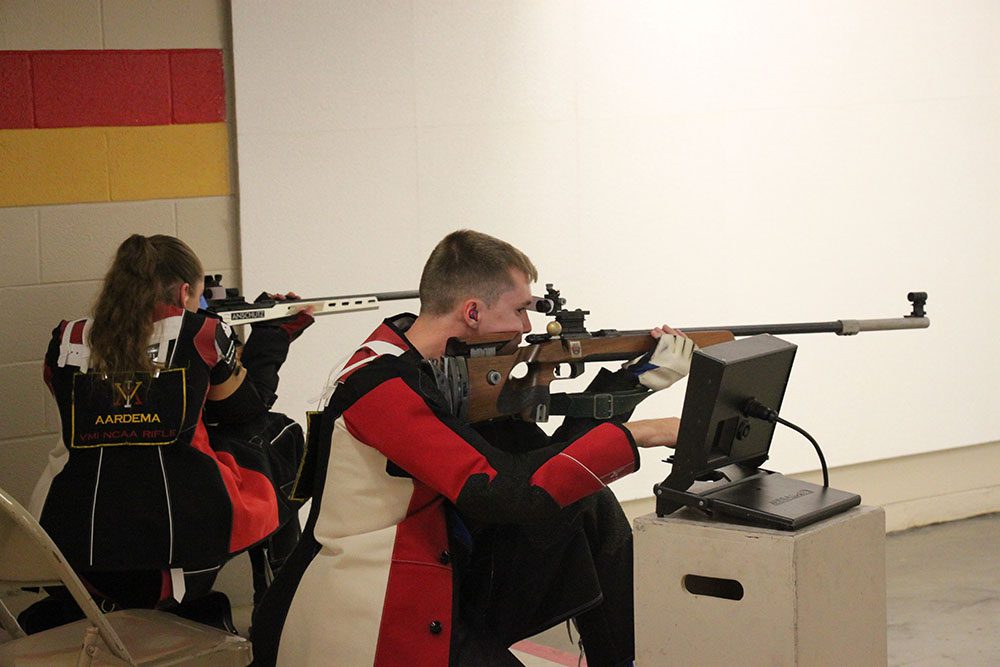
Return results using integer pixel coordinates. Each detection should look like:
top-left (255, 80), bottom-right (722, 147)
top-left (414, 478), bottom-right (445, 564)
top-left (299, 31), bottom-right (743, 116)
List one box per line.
top-left (0, 0), bottom-right (241, 503)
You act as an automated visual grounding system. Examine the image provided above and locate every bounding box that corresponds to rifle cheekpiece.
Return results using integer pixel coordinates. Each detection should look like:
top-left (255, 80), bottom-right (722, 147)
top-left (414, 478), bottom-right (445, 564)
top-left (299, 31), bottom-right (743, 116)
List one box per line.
top-left (433, 284), bottom-right (707, 423)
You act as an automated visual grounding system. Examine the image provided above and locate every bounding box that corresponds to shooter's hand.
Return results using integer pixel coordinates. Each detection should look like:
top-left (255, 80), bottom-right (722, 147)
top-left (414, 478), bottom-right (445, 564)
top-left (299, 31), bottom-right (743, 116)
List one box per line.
top-left (623, 325), bottom-right (694, 391)
top-left (623, 417), bottom-right (681, 448)
top-left (254, 292), bottom-right (315, 341)
top-left (257, 291), bottom-right (303, 302)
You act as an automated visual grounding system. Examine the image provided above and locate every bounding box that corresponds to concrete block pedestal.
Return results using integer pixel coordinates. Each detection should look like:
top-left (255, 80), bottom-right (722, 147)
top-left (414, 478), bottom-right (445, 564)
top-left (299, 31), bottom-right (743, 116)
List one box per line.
top-left (634, 505), bottom-right (887, 666)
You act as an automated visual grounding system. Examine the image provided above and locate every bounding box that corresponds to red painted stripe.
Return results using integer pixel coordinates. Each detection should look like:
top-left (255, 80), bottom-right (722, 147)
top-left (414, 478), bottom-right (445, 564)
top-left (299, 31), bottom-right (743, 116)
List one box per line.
top-left (511, 640), bottom-right (586, 666)
top-left (343, 378), bottom-right (497, 503)
top-left (32, 50), bottom-right (172, 128)
top-left (2, 49), bottom-right (225, 129)
top-left (169, 50), bottom-right (225, 123)
top-left (0, 52), bottom-right (33, 128)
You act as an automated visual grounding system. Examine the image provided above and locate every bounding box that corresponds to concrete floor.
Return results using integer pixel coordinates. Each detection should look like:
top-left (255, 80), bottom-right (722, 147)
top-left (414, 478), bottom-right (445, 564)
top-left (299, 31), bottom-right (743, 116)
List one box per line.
top-left (514, 512), bottom-right (1000, 666)
top-left (884, 512), bottom-right (1000, 666)
top-left (5, 513), bottom-right (998, 665)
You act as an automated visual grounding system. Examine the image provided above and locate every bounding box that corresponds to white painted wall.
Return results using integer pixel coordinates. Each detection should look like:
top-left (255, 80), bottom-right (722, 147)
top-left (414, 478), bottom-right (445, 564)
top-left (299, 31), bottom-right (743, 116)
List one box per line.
top-left (232, 1), bottom-right (1000, 500)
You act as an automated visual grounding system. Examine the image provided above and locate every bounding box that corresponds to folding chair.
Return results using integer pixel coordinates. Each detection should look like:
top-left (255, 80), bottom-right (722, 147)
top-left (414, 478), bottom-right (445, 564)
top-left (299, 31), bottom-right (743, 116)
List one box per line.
top-left (0, 486), bottom-right (251, 666)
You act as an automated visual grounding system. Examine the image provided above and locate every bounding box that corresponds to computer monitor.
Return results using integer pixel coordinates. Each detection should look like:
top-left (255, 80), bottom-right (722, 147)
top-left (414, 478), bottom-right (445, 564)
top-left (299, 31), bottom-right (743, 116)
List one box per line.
top-left (668, 334), bottom-right (797, 485)
top-left (655, 334), bottom-right (861, 529)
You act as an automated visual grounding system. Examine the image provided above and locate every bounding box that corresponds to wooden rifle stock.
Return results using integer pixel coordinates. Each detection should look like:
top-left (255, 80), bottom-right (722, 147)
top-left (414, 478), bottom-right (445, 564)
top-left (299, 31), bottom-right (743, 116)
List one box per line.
top-left (456, 329), bottom-right (735, 423)
top-left (446, 291), bottom-right (929, 423)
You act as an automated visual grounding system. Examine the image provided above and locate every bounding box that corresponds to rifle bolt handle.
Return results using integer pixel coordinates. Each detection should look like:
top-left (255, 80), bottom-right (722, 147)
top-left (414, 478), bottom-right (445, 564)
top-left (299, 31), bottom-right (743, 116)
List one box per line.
top-left (546, 320), bottom-right (563, 337)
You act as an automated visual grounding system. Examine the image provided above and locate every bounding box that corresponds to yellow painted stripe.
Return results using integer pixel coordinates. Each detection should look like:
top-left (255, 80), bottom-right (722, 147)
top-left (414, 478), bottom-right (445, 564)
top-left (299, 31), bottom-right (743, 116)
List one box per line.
top-left (0, 123), bottom-right (230, 207)
top-left (108, 123), bottom-right (230, 201)
top-left (0, 127), bottom-right (110, 206)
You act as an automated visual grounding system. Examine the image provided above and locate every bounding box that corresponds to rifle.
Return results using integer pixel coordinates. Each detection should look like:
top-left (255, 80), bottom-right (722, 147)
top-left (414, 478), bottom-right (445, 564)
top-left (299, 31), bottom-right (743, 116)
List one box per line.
top-left (203, 275), bottom-right (419, 326)
top-left (429, 285), bottom-right (930, 423)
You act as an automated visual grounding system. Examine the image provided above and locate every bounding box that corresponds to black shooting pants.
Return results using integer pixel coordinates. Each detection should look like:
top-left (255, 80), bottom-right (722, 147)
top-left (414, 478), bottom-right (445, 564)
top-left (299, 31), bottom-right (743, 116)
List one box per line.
top-left (455, 487), bottom-right (635, 667)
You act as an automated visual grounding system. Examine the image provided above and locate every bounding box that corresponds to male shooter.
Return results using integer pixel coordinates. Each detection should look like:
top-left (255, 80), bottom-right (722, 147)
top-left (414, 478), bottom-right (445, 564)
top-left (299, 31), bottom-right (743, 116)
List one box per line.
top-left (252, 229), bottom-right (692, 667)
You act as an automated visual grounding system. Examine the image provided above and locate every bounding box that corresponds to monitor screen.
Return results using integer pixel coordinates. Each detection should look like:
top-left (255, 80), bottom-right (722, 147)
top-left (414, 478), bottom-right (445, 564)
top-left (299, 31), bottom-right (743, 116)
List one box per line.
top-left (668, 334), bottom-right (797, 483)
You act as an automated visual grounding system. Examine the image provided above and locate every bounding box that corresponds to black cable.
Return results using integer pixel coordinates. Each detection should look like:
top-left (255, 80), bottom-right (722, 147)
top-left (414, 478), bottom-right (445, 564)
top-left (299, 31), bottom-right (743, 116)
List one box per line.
top-left (742, 399), bottom-right (829, 487)
top-left (775, 416), bottom-right (829, 487)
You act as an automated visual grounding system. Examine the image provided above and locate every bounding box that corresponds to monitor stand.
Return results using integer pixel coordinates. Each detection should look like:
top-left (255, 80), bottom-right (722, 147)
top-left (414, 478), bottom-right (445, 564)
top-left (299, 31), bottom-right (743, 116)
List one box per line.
top-left (655, 463), bottom-right (861, 531)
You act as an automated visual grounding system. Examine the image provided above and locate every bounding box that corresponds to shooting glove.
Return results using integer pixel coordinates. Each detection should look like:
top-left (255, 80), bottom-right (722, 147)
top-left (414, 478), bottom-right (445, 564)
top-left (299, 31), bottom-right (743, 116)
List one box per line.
top-left (253, 292), bottom-right (315, 342)
top-left (624, 333), bottom-right (695, 391)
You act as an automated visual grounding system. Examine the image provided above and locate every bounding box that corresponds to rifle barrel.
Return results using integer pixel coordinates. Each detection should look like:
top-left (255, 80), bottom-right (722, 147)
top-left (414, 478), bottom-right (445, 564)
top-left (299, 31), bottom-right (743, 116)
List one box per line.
top-left (682, 316), bottom-right (929, 337)
top-left (311, 290), bottom-right (419, 303)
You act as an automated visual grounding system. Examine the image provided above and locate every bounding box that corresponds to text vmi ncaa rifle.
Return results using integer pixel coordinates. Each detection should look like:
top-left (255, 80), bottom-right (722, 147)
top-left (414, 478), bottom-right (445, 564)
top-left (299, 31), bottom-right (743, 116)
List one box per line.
top-left (427, 285), bottom-right (930, 423)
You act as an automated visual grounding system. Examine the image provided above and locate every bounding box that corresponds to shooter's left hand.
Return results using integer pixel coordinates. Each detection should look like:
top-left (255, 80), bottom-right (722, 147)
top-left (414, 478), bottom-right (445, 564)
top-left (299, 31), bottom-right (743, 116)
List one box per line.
top-left (624, 325), bottom-right (694, 391)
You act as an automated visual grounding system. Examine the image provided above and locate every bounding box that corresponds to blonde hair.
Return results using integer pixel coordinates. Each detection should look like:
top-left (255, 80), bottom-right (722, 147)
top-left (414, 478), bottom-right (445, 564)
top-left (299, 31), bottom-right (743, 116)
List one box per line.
top-left (89, 235), bottom-right (202, 373)
top-left (419, 230), bottom-right (537, 315)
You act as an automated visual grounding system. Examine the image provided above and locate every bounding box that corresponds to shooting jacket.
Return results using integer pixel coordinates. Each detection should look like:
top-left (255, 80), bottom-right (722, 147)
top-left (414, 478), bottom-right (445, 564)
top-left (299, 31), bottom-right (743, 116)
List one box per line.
top-left (39, 306), bottom-right (300, 575)
top-left (251, 314), bottom-right (640, 667)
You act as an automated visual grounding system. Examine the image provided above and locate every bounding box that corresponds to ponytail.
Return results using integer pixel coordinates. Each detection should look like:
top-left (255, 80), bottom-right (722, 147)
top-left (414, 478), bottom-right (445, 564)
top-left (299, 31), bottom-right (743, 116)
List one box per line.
top-left (89, 235), bottom-right (202, 374)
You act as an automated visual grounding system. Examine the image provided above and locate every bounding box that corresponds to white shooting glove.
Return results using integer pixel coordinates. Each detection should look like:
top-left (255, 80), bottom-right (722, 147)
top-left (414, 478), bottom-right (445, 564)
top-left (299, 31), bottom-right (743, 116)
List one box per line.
top-left (624, 333), bottom-right (695, 391)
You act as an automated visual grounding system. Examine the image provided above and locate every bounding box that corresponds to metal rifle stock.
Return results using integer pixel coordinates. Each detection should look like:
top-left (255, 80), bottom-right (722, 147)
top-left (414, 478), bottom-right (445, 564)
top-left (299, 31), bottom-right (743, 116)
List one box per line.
top-left (203, 274), bottom-right (419, 326)
top-left (430, 287), bottom-right (929, 423)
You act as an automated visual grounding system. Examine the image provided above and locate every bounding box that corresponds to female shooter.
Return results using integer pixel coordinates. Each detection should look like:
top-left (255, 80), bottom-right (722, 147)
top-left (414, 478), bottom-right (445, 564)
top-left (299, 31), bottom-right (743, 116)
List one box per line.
top-left (27, 234), bottom-right (310, 631)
